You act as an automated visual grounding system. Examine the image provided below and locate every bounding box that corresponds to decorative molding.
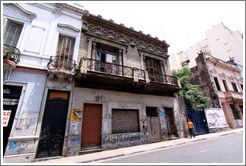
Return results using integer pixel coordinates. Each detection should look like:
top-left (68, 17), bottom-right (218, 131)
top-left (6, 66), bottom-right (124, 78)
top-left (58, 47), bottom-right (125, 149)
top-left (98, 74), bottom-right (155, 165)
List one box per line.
top-left (82, 15), bottom-right (169, 57)
top-left (4, 3), bottom-right (37, 22)
top-left (57, 23), bottom-right (80, 33)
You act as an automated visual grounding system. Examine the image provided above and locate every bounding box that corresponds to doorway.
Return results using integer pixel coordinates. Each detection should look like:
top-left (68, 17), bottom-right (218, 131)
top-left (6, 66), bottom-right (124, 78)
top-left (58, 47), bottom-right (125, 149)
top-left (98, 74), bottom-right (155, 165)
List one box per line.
top-left (146, 107), bottom-right (162, 142)
top-left (81, 104), bottom-right (102, 149)
top-left (36, 90), bottom-right (70, 158)
top-left (3, 85), bottom-right (22, 156)
top-left (165, 108), bottom-right (177, 137)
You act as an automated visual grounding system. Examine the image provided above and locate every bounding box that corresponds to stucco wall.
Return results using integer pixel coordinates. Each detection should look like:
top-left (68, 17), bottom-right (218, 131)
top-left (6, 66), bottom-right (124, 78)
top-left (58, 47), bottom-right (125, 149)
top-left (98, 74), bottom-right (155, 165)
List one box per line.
top-left (65, 87), bottom-right (185, 155)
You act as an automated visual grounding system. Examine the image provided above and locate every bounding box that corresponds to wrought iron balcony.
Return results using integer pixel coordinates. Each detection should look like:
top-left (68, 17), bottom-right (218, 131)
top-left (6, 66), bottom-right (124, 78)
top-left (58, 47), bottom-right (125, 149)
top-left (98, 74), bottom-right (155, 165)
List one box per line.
top-left (83, 58), bottom-right (146, 81)
top-left (148, 73), bottom-right (179, 86)
top-left (3, 44), bottom-right (20, 64)
top-left (47, 56), bottom-right (77, 81)
top-left (77, 58), bottom-right (181, 95)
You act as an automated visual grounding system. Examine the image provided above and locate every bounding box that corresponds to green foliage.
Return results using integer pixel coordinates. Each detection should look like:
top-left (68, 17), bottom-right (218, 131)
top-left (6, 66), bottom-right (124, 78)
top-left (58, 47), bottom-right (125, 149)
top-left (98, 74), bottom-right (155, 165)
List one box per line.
top-left (172, 67), bottom-right (210, 110)
top-left (231, 97), bottom-right (241, 119)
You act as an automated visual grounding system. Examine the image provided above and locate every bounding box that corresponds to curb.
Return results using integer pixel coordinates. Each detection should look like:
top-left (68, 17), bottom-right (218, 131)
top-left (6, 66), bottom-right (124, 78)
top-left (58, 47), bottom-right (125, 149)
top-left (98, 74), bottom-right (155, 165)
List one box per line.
top-left (34, 129), bottom-right (243, 163)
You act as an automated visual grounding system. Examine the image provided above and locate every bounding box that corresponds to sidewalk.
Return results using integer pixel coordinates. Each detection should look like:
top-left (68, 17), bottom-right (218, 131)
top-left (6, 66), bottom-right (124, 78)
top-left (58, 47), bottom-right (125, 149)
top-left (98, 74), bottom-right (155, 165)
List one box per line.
top-left (33, 128), bottom-right (243, 163)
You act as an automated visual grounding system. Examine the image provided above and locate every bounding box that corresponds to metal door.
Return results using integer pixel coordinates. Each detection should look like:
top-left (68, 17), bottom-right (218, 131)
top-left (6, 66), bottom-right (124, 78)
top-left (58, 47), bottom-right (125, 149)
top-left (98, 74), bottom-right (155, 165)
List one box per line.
top-left (81, 104), bottom-right (102, 149)
top-left (187, 110), bottom-right (209, 135)
top-left (36, 91), bottom-right (69, 158)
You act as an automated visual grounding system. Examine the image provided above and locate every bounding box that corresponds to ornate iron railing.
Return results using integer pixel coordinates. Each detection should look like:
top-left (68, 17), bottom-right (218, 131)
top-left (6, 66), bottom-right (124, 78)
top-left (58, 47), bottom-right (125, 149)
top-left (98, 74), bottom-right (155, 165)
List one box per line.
top-left (47, 56), bottom-right (76, 74)
top-left (3, 44), bottom-right (20, 63)
top-left (81, 58), bottom-right (179, 86)
top-left (147, 73), bottom-right (178, 86)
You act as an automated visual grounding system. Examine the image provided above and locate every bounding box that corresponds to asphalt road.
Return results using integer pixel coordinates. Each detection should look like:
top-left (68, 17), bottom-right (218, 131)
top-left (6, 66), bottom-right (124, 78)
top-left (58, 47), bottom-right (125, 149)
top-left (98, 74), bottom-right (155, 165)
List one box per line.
top-left (96, 132), bottom-right (243, 163)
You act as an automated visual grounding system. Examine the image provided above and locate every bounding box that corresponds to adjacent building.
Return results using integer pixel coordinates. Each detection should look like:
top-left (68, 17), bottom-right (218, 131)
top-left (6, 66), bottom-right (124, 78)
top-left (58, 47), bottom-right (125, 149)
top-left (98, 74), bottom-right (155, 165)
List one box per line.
top-left (190, 52), bottom-right (243, 130)
top-left (2, 3), bottom-right (188, 163)
top-left (2, 3), bottom-right (83, 162)
top-left (170, 22), bottom-right (243, 73)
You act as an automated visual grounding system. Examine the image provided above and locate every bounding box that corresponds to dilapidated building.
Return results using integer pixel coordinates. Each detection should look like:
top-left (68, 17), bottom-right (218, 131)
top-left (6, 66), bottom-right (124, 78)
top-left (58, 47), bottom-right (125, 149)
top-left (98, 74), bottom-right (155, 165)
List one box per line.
top-left (61, 11), bottom-right (187, 156)
top-left (190, 52), bottom-right (243, 130)
top-left (3, 3), bottom-right (188, 163)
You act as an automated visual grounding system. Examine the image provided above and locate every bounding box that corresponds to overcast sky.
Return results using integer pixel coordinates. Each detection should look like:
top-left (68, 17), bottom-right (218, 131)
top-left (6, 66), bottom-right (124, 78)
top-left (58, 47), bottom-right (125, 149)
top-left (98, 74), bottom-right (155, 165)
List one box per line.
top-left (77, 1), bottom-right (245, 54)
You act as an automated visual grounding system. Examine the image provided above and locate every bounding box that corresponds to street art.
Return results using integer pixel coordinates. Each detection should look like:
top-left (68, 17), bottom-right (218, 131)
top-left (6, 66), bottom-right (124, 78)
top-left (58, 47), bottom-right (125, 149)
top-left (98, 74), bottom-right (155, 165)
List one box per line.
top-left (94, 95), bottom-right (105, 103)
top-left (8, 141), bottom-right (20, 150)
top-left (205, 108), bottom-right (228, 128)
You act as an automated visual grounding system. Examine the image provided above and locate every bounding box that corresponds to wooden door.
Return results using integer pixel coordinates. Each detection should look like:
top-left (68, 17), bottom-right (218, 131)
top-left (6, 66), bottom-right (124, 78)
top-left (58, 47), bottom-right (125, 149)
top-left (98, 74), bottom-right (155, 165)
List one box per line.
top-left (81, 104), bottom-right (102, 149)
top-left (165, 108), bottom-right (176, 136)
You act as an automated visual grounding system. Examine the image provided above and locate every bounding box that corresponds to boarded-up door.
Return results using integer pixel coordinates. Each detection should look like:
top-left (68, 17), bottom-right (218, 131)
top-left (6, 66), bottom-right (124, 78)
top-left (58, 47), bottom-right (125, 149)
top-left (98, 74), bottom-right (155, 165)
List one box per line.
top-left (81, 104), bottom-right (102, 148)
top-left (146, 107), bottom-right (161, 142)
top-left (165, 108), bottom-right (176, 136)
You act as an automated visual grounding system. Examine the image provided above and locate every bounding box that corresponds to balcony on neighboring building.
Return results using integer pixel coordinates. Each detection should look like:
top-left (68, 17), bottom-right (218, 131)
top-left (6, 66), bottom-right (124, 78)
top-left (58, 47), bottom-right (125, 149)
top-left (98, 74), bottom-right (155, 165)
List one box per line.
top-left (3, 44), bottom-right (21, 82)
top-left (3, 44), bottom-right (20, 67)
top-left (76, 58), bottom-right (181, 96)
top-left (47, 56), bottom-right (76, 81)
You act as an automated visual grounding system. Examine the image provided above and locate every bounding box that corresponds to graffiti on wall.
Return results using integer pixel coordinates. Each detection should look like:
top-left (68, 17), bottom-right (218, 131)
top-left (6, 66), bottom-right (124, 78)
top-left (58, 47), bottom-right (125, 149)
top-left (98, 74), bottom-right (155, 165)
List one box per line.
top-left (70, 109), bottom-right (82, 135)
top-left (205, 108), bottom-right (229, 128)
top-left (8, 141), bottom-right (20, 150)
top-left (68, 136), bottom-right (81, 147)
top-left (102, 132), bottom-right (148, 144)
top-left (94, 95), bottom-right (105, 103)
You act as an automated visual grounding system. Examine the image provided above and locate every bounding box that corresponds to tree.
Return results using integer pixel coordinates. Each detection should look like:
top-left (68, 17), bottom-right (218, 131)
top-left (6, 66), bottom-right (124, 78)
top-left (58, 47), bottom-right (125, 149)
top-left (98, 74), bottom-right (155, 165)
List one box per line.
top-left (172, 66), bottom-right (210, 110)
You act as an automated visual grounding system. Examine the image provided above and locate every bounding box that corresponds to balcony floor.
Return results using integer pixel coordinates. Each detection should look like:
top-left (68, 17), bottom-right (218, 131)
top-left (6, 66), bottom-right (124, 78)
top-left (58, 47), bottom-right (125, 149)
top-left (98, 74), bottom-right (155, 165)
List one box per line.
top-left (75, 71), bottom-right (180, 96)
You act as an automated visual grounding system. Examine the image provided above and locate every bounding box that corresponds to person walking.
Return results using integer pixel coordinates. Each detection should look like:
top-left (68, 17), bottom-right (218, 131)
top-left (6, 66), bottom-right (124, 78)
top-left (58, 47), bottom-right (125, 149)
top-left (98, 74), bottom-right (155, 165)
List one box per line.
top-left (187, 119), bottom-right (196, 138)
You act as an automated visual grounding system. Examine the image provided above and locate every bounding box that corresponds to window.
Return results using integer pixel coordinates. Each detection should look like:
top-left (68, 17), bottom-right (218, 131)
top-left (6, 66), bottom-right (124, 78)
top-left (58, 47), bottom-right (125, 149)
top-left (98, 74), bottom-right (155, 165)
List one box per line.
top-left (146, 107), bottom-right (158, 117)
top-left (112, 109), bottom-right (140, 134)
top-left (231, 82), bottom-right (238, 92)
top-left (4, 20), bottom-right (23, 47)
top-left (145, 57), bottom-right (162, 82)
top-left (54, 35), bottom-right (75, 69)
top-left (214, 77), bottom-right (221, 91)
top-left (56, 35), bottom-right (75, 59)
top-left (96, 43), bottom-right (118, 64)
top-left (222, 80), bottom-right (228, 91)
top-left (241, 84), bottom-right (243, 90)
top-left (181, 60), bottom-right (190, 67)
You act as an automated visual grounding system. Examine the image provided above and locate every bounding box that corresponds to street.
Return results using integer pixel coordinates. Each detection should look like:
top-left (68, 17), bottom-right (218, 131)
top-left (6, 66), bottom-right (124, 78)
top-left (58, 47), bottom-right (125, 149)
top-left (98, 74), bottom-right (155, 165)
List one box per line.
top-left (95, 132), bottom-right (243, 163)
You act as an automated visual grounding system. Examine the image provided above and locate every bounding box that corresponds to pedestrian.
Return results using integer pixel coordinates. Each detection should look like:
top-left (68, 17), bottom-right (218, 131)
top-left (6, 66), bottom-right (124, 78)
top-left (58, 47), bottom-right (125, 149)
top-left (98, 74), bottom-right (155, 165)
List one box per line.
top-left (187, 119), bottom-right (196, 138)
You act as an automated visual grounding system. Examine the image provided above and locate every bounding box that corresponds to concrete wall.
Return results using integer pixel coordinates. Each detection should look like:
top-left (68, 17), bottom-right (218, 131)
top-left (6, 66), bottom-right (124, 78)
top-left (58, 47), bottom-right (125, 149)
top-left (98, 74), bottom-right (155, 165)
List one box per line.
top-left (66, 87), bottom-right (185, 155)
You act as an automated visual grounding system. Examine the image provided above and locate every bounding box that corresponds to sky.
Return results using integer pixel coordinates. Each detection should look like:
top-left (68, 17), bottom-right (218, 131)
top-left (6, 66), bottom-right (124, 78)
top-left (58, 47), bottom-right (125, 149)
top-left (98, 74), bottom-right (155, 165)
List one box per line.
top-left (77, 1), bottom-right (245, 54)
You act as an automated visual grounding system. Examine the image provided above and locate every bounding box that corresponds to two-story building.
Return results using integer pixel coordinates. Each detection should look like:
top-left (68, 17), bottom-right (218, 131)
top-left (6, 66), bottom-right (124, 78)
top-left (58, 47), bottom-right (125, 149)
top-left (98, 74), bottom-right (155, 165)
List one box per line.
top-left (2, 3), bottom-right (83, 162)
top-left (3, 3), bottom-right (187, 163)
top-left (190, 52), bottom-right (243, 130)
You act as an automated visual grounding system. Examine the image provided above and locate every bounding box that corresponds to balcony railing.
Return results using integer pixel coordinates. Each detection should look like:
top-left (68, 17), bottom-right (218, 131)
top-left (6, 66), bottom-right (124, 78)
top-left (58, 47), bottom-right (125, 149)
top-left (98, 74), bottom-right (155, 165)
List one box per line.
top-left (47, 56), bottom-right (76, 74)
top-left (79, 58), bottom-right (179, 87)
top-left (3, 44), bottom-right (20, 63)
top-left (148, 73), bottom-right (178, 86)
top-left (85, 58), bottom-right (146, 80)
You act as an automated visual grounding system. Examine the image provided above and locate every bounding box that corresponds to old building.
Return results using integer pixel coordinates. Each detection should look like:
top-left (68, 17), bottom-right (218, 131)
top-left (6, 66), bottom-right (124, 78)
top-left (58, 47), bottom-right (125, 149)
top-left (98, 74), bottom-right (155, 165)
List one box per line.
top-left (190, 52), bottom-right (243, 130)
top-left (2, 3), bottom-right (83, 162)
top-left (2, 3), bottom-right (187, 163)
top-left (63, 11), bottom-right (187, 156)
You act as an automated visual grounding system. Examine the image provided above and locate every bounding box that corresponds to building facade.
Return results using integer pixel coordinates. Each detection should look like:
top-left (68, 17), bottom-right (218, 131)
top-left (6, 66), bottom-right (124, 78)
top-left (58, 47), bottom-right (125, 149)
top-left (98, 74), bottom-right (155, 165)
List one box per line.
top-left (190, 52), bottom-right (243, 130)
top-left (2, 3), bottom-right (83, 162)
top-left (170, 22), bottom-right (243, 72)
top-left (2, 3), bottom-right (188, 163)
top-left (64, 11), bottom-right (187, 157)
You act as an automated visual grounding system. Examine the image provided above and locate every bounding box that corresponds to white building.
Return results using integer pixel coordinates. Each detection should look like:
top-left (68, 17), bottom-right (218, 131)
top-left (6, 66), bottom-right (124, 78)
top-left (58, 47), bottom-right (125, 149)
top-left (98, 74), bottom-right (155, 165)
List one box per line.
top-left (2, 3), bottom-right (83, 163)
top-left (170, 22), bottom-right (243, 71)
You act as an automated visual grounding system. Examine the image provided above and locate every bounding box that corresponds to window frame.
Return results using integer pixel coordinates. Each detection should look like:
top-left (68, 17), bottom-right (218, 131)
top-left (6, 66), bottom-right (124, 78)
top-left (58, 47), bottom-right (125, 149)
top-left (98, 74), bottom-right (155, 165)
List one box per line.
top-left (231, 82), bottom-right (239, 92)
top-left (213, 77), bottom-right (221, 91)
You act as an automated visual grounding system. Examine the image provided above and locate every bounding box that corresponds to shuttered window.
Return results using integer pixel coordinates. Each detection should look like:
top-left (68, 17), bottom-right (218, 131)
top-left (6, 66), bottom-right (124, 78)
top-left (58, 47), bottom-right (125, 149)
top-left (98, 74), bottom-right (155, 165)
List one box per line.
top-left (56, 35), bottom-right (75, 59)
top-left (4, 20), bottom-right (23, 47)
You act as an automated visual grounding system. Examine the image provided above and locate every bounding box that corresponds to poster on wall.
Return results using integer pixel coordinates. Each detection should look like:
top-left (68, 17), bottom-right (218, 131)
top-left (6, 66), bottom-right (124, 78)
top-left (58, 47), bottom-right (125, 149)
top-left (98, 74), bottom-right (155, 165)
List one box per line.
top-left (205, 108), bottom-right (228, 129)
top-left (3, 110), bottom-right (11, 127)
